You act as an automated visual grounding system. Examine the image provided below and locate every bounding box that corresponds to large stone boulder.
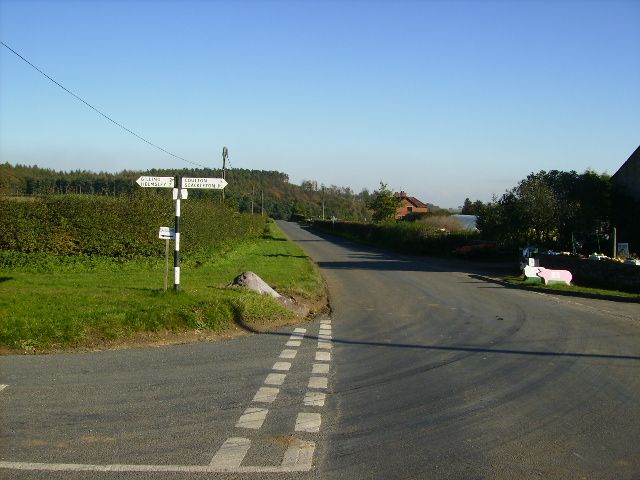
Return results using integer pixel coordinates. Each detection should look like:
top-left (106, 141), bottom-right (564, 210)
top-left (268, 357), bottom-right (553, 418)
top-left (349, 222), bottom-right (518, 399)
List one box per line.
top-left (228, 271), bottom-right (283, 299)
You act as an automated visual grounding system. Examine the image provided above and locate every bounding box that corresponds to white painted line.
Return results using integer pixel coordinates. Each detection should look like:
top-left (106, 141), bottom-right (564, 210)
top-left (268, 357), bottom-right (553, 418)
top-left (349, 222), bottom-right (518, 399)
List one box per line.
top-left (0, 385), bottom-right (7, 392)
top-left (281, 439), bottom-right (315, 470)
top-left (264, 373), bottom-right (286, 386)
top-left (304, 391), bottom-right (326, 407)
top-left (312, 363), bottom-right (329, 374)
top-left (286, 340), bottom-right (301, 347)
top-left (308, 376), bottom-right (328, 389)
top-left (318, 334), bottom-right (332, 340)
top-left (295, 412), bottom-right (321, 432)
top-left (272, 362), bottom-right (291, 371)
top-left (280, 349), bottom-right (298, 359)
top-left (317, 342), bottom-right (332, 349)
top-left (293, 328), bottom-right (307, 333)
top-left (252, 387), bottom-right (279, 403)
top-left (236, 408), bottom-right (269, 429)
top-left (0, 458), bottom-right (315, 473)
top-left (315, 351), bottom-right (331, 362)
top-left (210, 437), bottom-right (250, 467)
top-left (290, 333), bottom-right (304, 339)
top-left (319, 324), bottom-right (331, 330)
top-left (320, 319), bottom-right (331, 324)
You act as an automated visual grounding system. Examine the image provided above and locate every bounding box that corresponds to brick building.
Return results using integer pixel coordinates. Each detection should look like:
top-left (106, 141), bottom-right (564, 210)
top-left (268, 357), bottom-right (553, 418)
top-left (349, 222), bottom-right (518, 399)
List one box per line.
top-left (394, 191), bottom-right (429, 219)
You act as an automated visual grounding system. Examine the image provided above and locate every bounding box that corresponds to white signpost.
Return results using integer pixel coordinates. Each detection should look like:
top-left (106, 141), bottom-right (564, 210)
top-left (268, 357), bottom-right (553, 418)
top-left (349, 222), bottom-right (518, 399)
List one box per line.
top-left (136, 174), bottom-right (227, 292)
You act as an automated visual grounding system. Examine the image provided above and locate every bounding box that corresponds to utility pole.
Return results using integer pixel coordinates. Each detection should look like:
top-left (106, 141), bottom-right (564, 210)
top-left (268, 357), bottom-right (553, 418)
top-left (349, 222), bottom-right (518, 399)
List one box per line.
top-left (322, 185), bottom-right (325, 220)
top-left (222, 146), bottom-right (228, 204)
top-left (251, 185), bottom-right (255, 214)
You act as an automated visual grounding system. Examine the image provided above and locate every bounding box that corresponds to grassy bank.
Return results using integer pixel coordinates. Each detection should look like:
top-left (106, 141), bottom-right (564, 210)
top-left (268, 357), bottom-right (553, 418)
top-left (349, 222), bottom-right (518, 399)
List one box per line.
top-left (501, 276), bottom-right (640, 301)
top-left (0, 221), bottom-right (326, 353)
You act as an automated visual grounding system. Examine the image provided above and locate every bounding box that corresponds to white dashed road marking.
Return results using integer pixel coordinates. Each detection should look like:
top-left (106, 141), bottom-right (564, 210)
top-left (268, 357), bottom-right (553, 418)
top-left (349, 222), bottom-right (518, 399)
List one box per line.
top-left (253, 387), bottom-right (279, 403)
top-left (312, 363), bottom-right (329, 374)
top-left (264, 373), bottom-right (286, 386)
top-left (280, 349), bottom-right (298, 359)
top-left (236, 408), bottom-right (269, 429)
top-left (303, 391), bottom-right (326, 407)
top-left (0, 385), bottom-right (7, 392)
top-left (210, 437), bottom-right (251, 467)
top-left (286, 340), bottom-right (301, 347)
top-left (315, 351), bottom-right (331, 361)
top-left (308, 376), bottom-right (328, 389)
top-left (272, 362), bottom-right (291, 371)
top-left (280, 440), bottom-right (315, 470)
top-left (295, 413), bottom-right (321, 433)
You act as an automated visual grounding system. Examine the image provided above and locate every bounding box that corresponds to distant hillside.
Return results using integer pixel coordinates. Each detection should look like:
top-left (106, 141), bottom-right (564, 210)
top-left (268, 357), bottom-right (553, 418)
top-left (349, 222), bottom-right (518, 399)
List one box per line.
top-left (0, 163), bottom-right (371, 221)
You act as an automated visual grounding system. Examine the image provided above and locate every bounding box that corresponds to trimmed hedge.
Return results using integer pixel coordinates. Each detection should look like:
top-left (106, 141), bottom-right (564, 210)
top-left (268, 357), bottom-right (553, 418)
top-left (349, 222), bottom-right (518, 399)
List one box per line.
top-left (0, 193), bottom-right (266, 259)
top-left (310, 220), bottom-right (479, 256)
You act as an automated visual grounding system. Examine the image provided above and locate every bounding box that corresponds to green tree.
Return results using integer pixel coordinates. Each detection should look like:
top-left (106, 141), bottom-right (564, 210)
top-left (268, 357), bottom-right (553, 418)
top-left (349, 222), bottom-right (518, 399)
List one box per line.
top-left (367, 182), bottom-right (400, 223)
top-left (461, 198), bottom-right (474, 214)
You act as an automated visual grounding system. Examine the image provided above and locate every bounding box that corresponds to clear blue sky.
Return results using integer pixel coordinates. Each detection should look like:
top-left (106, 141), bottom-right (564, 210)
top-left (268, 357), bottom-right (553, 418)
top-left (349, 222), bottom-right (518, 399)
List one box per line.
top-left (1, 0), bottom-right (638, 208)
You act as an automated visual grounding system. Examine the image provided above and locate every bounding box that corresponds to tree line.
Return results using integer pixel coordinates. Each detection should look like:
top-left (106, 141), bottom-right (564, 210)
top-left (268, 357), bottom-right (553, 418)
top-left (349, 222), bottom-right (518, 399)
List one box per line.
top-left (464, 170), bottom-right (615, 254)
top-left (0, 163), bottom-right (371, 221)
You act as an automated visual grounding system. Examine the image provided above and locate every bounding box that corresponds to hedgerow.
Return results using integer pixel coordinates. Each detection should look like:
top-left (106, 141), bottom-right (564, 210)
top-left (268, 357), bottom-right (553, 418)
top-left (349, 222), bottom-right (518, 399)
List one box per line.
top-left (310, 220), bottom-right (479, 256)
top-left (0, 193), bottom-right (266, 260)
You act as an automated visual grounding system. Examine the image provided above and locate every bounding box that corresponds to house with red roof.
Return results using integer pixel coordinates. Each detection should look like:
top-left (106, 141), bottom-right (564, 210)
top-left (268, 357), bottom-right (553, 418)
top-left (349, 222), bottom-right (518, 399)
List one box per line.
top-left (394, 191), bottom-right (429, 219)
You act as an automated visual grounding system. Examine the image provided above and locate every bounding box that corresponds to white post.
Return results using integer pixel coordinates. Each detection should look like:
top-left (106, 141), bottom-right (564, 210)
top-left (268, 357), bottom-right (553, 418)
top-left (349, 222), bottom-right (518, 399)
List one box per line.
top-left (174, 176), bottom-right (181, 291)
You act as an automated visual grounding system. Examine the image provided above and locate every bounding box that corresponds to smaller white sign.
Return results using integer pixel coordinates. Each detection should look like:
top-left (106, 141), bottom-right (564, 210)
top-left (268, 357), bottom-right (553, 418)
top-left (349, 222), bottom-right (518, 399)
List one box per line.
top-left (181, 177), bottom-right (227, 189)
top-left (158, 226), bottom-right (176, 240)
top-left (617, 243), bottom-right (630, 258)
top-left (172, 188), bottom-right (188, 200)
top-left (136, 176), bottom-right (175, 188)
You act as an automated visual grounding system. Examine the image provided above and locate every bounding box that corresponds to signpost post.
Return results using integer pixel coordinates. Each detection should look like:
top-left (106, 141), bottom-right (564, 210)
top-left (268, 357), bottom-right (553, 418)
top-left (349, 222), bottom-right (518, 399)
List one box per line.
top-left (136, 174), bottom-right (228, 292)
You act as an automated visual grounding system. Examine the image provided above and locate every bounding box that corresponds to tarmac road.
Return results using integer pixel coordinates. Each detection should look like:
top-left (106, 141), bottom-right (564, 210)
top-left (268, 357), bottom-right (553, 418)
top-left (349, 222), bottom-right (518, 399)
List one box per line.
top-left (1, 221), bottom-right (638, 479)
top-left (277, 221), bottom-right (640, 480)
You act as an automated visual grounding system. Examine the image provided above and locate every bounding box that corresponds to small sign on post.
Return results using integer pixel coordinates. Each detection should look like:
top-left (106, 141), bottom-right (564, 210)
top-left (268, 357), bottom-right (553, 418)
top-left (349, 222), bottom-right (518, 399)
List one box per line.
top-left (158, 226), bottom-right (176, 240)
top-left (158, 227), bottom-right (176, 291)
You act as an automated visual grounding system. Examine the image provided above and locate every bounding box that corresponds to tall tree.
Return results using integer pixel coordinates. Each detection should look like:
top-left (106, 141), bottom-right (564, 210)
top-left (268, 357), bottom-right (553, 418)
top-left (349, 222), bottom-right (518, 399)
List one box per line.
top-left (367, 182), bottom-right (401, 223)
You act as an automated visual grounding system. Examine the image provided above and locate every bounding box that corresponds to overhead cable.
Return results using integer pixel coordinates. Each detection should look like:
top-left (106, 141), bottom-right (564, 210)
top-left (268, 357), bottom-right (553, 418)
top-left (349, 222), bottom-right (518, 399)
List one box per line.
top-left (1, 41), bottom-right (207, 169)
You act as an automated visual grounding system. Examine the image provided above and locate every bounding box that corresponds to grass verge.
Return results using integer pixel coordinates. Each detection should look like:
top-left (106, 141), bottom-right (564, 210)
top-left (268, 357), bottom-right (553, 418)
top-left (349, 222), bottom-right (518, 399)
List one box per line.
top-left (501, 275), bottom-right (640, 300)
top-left (0, 221), bottom-right (327, 353)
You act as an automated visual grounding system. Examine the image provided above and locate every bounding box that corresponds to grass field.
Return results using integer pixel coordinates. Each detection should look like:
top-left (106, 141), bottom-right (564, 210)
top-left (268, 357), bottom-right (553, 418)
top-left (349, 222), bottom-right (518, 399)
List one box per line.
top-left (0, 221), bottom-right (326, 353)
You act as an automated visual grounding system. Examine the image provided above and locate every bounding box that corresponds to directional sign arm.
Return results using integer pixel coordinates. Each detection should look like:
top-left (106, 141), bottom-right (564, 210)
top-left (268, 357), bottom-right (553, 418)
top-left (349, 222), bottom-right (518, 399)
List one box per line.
top-left (136, 176), bottom-right (175, 188)
top-left (181, 177), bottom-right (228, 189)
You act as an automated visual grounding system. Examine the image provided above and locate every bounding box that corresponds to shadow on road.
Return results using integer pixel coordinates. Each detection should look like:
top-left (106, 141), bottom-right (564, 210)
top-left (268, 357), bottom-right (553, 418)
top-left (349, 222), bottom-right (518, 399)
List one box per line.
top-left (294, 226), bottom-right (518, 277)
top-left (232, 314), bottom-right (640, 362)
